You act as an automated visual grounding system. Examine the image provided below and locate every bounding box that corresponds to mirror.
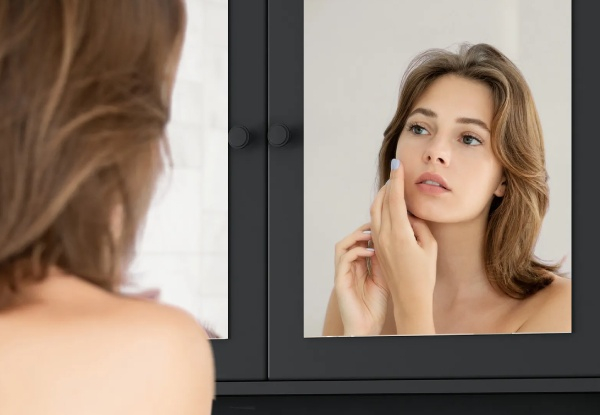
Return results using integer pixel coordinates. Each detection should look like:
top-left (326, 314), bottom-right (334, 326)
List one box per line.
top-left (304, 0), bottom-right (571, 337)
top-left (126, 0), bottom-right (229, 339)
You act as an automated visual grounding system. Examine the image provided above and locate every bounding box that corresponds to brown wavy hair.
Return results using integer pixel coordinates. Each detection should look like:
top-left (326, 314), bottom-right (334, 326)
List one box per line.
top-left (0, 0), bottom-right (186, 306)
top-left (377, 43), bottom-right (564, 299)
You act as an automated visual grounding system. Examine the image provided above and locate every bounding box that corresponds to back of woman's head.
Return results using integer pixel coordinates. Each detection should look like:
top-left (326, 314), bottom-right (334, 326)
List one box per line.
top-left (378, 43), bottom-right (562, 299)
top-left (0, 0), bottom-right (186, 305)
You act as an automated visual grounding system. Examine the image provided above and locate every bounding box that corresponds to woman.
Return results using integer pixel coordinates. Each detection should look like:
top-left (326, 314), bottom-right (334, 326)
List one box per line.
top-left (323, 43), bottom-right (571, 336)
top-left (0, 1), bottom-right (214, 414)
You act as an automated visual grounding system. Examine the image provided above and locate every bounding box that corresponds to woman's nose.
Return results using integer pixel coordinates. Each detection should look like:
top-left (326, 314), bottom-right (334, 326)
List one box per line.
top-left (422, 136), bottom-right (451, 166)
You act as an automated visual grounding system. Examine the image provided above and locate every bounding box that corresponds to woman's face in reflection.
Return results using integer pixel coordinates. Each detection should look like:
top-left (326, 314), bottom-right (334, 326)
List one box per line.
top-left (395, 74), bottom-right (506, 224)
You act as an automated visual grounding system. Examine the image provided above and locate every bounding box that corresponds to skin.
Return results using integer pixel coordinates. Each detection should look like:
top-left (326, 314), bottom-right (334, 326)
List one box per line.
top-left (0, 270), bottom-right (215, 414)
top-left (324, 74), bottom-right (571, 336)
top-left (0, 1), bottom-right (212, 407)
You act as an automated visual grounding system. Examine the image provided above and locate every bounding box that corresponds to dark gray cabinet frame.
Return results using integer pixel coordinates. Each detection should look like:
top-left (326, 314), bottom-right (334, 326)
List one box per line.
top-left (213, 0), bottom-right (267, 381)
top-left (217, 0), bottom-right (600, 395)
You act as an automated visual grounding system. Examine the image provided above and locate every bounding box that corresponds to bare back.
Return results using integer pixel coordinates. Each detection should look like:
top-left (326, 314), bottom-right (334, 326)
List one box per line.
top-left (0, 275), bottom-right (214, 415)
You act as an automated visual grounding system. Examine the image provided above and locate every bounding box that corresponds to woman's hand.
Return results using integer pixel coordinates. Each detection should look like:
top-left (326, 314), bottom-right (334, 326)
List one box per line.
top-left (334, 223), bottom-right (390, 336)
top-left (370, 159), bottom-right (437, 334)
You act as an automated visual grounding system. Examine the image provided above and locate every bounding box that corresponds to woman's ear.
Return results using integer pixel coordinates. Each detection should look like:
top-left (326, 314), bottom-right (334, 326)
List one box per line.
top-left (494, 177), bottom-right (506, 197)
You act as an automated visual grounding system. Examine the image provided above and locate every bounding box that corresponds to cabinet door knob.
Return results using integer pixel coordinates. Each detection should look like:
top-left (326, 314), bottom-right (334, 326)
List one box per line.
top-left (228, 126), bottom-right (250, 149)
top-left (267, 124), bottom-right (290, 147)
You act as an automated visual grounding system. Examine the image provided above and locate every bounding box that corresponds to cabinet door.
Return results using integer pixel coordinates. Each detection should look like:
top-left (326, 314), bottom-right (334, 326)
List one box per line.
top-left (267, 0), bottom-right (598, 389)
top-left (207, 0), bottom-right (267, 380)
top-left (131, 0), bottom-right (266, 381)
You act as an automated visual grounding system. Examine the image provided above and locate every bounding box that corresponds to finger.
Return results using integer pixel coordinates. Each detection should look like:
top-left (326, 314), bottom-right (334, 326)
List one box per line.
top-left (370, 184), bottom-right (387, 238)
top-left (335, 225), bottom-right (373, 259)
top-left (388, 158), bottom-right (412, 236)
top-left (355, 222), bottom-right (372, 232)
top-left (339, 246), bottom-right (376, 265)
top-left (368, 253), bottom-right (389, 289)
top-left (336, 246), bottom-right (376, 282)
top-left (381, 178), bottom-right (392, 235)
top-left (335, 238), bottom-right (372, 268)
top-left (407, 215), bottom-right (437, 251)
top-left (335, 230), bottom-right (372, 252)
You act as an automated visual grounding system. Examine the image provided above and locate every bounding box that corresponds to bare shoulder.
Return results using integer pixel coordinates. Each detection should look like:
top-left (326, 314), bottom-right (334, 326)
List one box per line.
top-left (115, 294), bottom-right (211, 340)
top-left (108, 297), bottom-right (216, 411)
top-left (515, 275), bottom-right (572, 334)
top-left (116, 297), bottom-right (216, 374)
top-left (0, 281), bottom-right (215, 415)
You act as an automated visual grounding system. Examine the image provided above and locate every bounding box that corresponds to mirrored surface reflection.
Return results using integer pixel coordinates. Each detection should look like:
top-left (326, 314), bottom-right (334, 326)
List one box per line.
top-left (126, 0), bottom-right (229, 339)
top-left (303, 0), bottom-right (571, 338)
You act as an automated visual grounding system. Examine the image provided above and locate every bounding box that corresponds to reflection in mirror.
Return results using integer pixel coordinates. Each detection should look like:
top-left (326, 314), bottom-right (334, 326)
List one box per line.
top-left (304, 0), bottom-right (571, 338)
top-left (126, 0), bottom-right (228, 338)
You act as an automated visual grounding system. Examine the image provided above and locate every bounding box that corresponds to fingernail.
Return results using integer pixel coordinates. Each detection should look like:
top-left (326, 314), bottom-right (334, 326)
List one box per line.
top-left (362, 230), bottom-right (371, 234)
top-left (366, 248), bottom-right (375, 252)
top-left (391, 158), bottom-right (400, 171)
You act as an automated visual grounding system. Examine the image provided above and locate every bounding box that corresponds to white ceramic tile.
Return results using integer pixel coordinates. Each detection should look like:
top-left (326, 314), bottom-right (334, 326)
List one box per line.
top-left (196, 296), bottom-right (228, 339)
top-left (203, 2), bottom-right (227, 49)
top-left (127, 253), bottom-right (202, 307)
top-left (201, 129), bottom-right (228, 212)
top-left (204, 46), bottom-right (228, 90)
top-left (198, 253), bottom-right (228, 297)
top-left (171, 79), bottom-right (205, 125)
top-left (177, 49), bottom-right (205, 84)
top-left (200, 211), bottom-right (228, 254)
top-left (166, 122), bottom-right (204, 169)
top-left (139, 169), bottom-right (203, 253)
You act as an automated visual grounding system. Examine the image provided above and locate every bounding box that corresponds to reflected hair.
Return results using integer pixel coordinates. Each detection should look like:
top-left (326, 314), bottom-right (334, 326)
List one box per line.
top-left (0, 0), bottom-right (186, 306)
top-left (376, 43), bottom-right (564, 299)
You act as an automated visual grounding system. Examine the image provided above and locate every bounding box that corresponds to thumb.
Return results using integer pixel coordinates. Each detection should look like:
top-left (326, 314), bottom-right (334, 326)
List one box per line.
top-left (388, 158), bottom-right (410, 231)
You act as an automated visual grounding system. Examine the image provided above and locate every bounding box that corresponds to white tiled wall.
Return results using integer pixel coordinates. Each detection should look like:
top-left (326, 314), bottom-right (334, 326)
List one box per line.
top-left (127, 0), bottom-right (229, 338)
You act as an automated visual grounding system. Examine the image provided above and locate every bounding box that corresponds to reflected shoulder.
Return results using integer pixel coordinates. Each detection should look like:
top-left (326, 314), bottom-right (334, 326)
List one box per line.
top-left (515, 275), bottom-right (571, 334)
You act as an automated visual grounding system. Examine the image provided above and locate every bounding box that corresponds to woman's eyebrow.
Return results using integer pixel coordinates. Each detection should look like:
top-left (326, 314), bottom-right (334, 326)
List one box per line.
top-left (409, 107), bottom-right (437, 118)
top-left (456, 117), bottom-right (490, 133)
top-left (408, 107), bottom-right (490, 133)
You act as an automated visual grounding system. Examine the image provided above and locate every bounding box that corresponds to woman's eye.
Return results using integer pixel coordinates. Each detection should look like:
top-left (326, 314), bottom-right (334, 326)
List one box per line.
top-left (461, 135), bottom-right (482, 146)
top-left (409, 124), bottom-right (428, 135)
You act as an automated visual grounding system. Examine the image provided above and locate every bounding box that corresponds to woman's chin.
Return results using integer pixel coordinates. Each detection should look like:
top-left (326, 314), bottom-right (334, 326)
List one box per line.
top-left (406, 205), bottom-right (445, 223)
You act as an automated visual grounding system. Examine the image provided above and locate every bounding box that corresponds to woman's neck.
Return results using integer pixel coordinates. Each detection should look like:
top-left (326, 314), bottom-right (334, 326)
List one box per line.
top-left (426, 217), bottom-right (500, 307)
top-left (7, 266), bottom-right (110, 310)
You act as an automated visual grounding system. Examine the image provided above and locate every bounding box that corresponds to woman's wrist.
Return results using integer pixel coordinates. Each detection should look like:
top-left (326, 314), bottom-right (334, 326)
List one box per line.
top-left (343, 326), bottom-right (381, 337)
top-left (342, 318), bottom-right (383, 336)
top-left (393, 298), bottom-right (435, 335)
top-left (389, 285), bottom-right (434, 314)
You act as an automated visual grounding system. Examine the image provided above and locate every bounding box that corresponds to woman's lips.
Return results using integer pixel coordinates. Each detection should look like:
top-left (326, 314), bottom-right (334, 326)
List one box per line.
top-left (415, 172), bottom-right (450, 190)
top-left (416, 182), bottom-right (451, 195)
